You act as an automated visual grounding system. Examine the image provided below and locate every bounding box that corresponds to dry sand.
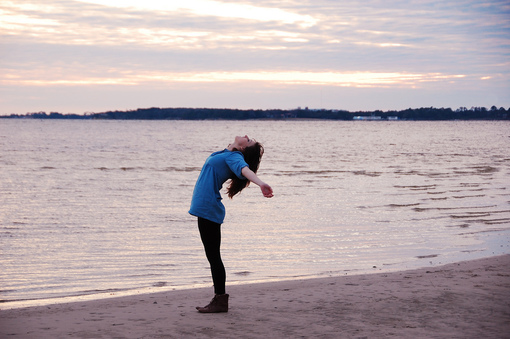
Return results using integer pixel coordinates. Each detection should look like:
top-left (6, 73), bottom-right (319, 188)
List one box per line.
top-left (1, 255), bottom-right (509, 339)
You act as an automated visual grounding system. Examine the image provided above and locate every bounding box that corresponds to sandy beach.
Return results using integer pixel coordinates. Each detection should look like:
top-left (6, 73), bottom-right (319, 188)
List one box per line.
top-left (1, 254), bottom-right (509, 339)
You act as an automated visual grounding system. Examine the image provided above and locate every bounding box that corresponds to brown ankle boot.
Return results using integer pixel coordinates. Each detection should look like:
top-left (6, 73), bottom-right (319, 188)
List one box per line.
top-left (196, 294), bottom-right (229, 313)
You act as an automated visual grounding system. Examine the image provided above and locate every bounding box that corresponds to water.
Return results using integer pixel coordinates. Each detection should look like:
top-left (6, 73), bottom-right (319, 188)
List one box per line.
top-left (1, 120), bottom-right (509, 308)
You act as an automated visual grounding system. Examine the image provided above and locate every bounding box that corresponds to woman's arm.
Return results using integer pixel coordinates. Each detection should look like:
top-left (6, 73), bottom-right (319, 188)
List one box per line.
top-left (241, 166), bottom-right (274, 198)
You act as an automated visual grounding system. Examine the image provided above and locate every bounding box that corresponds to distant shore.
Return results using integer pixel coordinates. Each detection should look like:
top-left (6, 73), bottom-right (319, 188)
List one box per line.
top-left (1, 254), bottom-right (509, 338)
top-left (1, 106), bottom-right (508, 120)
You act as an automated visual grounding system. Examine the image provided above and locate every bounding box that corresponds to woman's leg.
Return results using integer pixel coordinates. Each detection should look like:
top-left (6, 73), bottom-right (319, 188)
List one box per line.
top-left (198, 217), bottom-right (226, 295)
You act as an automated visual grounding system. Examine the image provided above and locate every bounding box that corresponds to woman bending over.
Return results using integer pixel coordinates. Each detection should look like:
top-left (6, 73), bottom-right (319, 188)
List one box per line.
top-left (189, 135), bottom-right (273, 313)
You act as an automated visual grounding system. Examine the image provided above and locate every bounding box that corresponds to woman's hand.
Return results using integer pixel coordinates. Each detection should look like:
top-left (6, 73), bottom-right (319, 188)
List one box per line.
top-left (242, 167), bottom-right (274, 198)
top-left (260, 183), bottom-right (274, 198)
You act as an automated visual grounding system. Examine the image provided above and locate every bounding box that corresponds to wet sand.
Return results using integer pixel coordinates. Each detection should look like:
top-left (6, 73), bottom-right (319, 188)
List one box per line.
top-left (1, 255), bottom-right (509, 338)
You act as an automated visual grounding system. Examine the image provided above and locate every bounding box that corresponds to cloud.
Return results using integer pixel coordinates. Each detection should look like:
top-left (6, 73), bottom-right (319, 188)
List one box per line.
top-left (75, 0), bottom-right (318, 27)
top-left (1, 66), bottom-right (467, 89)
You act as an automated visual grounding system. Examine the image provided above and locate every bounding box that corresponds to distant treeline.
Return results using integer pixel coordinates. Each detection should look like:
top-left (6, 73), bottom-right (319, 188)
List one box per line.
top-left (2, 106), bottom-right (509, 120)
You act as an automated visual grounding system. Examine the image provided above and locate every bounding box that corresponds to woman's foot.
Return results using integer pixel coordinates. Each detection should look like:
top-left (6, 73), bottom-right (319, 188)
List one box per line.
top-left (196, 294), bottom-right (229, 313)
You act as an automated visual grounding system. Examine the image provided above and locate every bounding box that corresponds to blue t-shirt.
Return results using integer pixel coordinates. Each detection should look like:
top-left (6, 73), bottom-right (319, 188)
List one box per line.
top-left (189, 149), bottom-right (248, 224)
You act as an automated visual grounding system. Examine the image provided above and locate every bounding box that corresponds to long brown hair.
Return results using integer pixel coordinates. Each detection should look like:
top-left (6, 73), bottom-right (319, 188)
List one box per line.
top-left (226, 142), bottom-right (264, 198)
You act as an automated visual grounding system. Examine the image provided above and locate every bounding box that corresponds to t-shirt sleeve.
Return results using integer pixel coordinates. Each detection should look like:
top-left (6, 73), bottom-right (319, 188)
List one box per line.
top-left (225, 152), bottom-right (249, 179)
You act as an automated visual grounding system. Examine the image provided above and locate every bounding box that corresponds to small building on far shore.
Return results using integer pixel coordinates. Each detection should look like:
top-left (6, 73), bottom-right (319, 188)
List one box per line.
top-left (353, 115), bottom-right (399, 120)
top-left (353, 115), bottom-right (382, 120)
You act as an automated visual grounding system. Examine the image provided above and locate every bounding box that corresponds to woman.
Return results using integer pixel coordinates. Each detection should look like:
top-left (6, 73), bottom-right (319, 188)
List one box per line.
top-left (189, 135), bottom-right (273, 313)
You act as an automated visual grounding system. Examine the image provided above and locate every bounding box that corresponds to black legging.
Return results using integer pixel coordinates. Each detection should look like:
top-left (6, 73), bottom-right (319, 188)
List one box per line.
top-left (198, 217), bottom-right (226, 295)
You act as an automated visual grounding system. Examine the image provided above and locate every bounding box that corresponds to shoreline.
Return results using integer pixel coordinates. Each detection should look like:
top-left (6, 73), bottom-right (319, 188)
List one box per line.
top-left (2, 247), bottom-right (506, 311)
top-left (1, 254), bottom-right (509, 338)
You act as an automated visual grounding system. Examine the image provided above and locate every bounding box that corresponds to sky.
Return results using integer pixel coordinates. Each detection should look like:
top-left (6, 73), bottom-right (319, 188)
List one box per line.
top-left (1, 0), bottom-right (509, 115)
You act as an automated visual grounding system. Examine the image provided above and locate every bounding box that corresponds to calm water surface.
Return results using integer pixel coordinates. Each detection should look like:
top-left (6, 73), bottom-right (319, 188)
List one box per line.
top-left (1, 120), bottom-right (509, 308)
